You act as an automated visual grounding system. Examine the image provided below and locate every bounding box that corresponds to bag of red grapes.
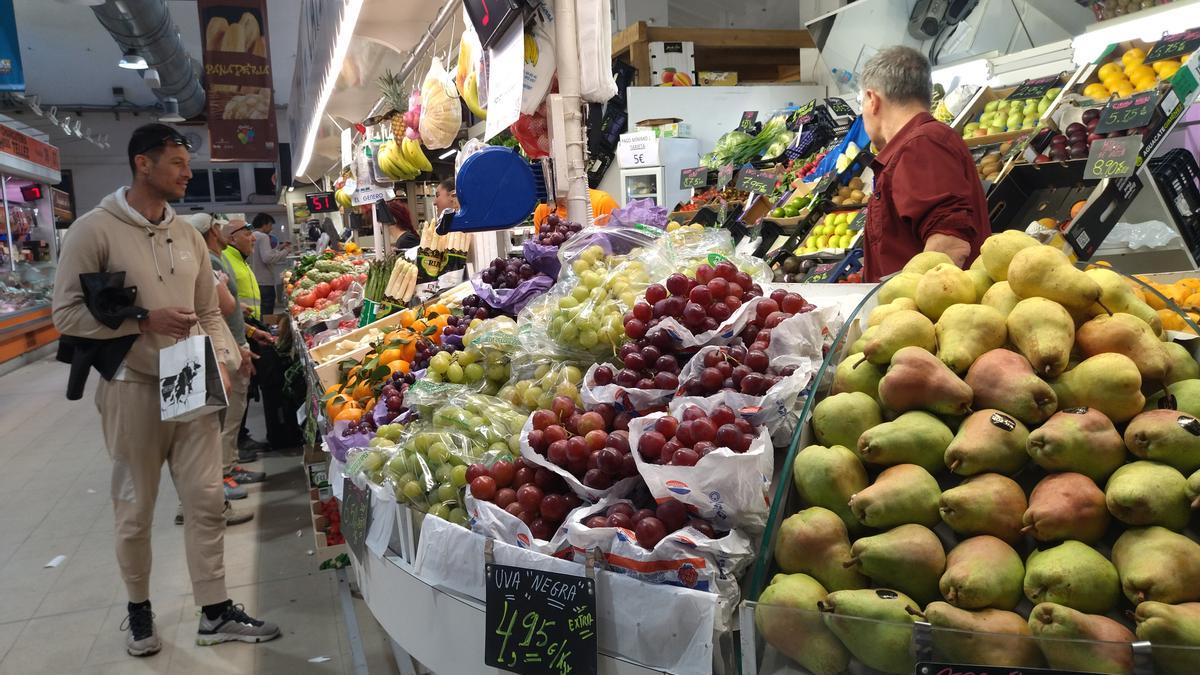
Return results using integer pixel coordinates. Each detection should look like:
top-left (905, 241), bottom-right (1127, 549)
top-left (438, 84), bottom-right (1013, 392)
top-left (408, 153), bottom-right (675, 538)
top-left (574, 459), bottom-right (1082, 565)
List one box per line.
top-left (464, 492), bottom-right (584, 558)
top-left (518, 396), bottom-right (644, 503)
top-left (472, 256), bottom-right (556, 317)
top-left (580, 361), bottom-right (674, 415)
top-left (564, 495), bottom-right (755, 631)
top-left (522, 213), bottom-right (585, 278)
top-left (628, 398), bottom-right (774, 531)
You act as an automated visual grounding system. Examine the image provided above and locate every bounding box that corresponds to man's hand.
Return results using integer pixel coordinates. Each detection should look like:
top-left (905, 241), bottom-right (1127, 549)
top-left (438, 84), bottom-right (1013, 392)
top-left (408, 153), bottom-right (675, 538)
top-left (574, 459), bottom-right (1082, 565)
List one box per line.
top-left (924, 233), bottom-right (971, 268)
top-left (215, 270), bottom-right (230, 285)
top-left (237, 346), bottom-right (257, 377)
top-left (139, 307), bottom-right (198, 339)
top-left (242, 304), bottom-right (253, 317)
top-left (249, 328), bottom-right (275, 346)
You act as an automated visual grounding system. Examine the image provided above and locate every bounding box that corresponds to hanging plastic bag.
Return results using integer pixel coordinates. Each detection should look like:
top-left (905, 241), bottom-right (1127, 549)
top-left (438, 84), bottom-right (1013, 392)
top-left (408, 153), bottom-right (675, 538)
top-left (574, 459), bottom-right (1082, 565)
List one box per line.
top-left (522, 5), bottom-right (557, 114)
top-left (418, 57), bottom-right (462, 150)
top-left (511, 94), bottom-right (552, 158)
top-left (456, 13), bottom-right (487, 119)
top-left (575, 0), bottom-right (619, 103)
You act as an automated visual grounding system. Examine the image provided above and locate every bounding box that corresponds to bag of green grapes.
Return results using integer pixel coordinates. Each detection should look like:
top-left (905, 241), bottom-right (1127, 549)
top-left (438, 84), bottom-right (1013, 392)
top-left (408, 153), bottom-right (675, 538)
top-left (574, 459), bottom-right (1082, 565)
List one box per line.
top-left (496, 330), bottom-right (590, 412)
top-left (383, 422), bottom-right (476, 524)
top-left (422, 317), bottom-right (519, 394)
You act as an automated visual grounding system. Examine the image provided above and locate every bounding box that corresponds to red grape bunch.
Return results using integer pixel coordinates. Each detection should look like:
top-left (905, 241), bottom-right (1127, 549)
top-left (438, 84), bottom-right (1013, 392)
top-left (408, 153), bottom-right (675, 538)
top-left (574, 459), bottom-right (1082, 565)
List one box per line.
top-left (682, 345), bottom-right (798, 397)
top-left (582, 498), bottom-right (719, 549)
top-left (737, 289), bottom-right (815, 351)
top-left (467, 456), bottom-right (583, 541)
top-left (526, 397), bottom-right (639, 490)
top-left (637, 404), bottom-right (758, 466)
top-left (535, 214), bottom-right (583, 246)
top-left (461, 293), bottom-right (501, 320)
top-left (624, 261), bottom-right (763, 341)
top-left (480, 257), bottom-right (538, 289)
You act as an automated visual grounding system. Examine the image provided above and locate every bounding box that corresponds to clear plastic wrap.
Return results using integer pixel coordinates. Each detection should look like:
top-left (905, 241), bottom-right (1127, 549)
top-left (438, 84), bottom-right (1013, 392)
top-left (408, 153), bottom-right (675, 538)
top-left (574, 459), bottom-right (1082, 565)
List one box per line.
top-left (418, 57), bottom-right (461, 150)
top-left (496, 347), bottom-right (588, 412)
top-left (471, 271), bottom-right (555, 317)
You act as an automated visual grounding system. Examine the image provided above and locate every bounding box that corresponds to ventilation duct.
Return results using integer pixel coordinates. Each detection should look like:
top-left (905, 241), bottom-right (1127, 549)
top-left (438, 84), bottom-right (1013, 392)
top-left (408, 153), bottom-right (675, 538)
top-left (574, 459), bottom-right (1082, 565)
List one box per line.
top-left (91, 0), bottom-right (205, 119)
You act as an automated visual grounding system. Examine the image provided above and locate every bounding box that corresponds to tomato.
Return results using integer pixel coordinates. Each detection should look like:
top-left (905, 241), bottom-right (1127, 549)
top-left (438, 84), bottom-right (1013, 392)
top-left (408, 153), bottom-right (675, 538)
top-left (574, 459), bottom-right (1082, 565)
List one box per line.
top-left (295, 292), bottom-right (316, 308)
top-left (329, 290), bottom-right (344, 303)
top-left (291, 305), bottom-right (303, 317)
top-left (315, 298), bottom-right (331, 310)
top-left (313, 282), bottom-right (331, 299)
top-left (332, 275), bottom-right (351, 291)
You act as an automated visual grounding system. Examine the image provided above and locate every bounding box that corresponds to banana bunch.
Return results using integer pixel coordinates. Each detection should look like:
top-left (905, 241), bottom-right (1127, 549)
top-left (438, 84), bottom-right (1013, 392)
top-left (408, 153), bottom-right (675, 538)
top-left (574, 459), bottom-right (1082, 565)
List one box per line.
top-left (524, 33), bottom-right (540, 66)
top-left (462, 70), bottom-right (486, 119)
top-left (378, 138), bottom-right (432, 181)
top-left (334, 187), bottom-right (353, 208)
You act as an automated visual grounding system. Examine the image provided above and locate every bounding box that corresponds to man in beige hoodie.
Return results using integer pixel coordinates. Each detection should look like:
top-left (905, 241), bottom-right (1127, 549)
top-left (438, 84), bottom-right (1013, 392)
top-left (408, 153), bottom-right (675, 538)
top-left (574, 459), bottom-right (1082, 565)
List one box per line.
top-left (52, 124), bottom-right (280, 657)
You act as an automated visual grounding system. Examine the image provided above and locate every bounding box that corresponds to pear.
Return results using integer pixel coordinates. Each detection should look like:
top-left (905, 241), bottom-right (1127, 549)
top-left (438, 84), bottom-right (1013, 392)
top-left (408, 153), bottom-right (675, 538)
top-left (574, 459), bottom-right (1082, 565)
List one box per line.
top-left (1112, 526), bottom-right (1200, 605)
top-left (1163, 341), bottom-right (1200, 384)
top-left (857, 411), bottom-right (954, 473)
top-left (1028, 602), bottom-right (1135, 675)
top-left (867, 297), bottom-right (918, 328)
top-left (1007, 297), bottom-right (1075, 377)
top-left (1051, 353), bottom-right (1145, 423)
top-left (774, 508), bottom-right (868, 591)
top-left (877, 271), bottom-right (921, 304)
top-left (1189, 468), bottom-right (1200, 509)
top-left (1105, 461), bottom-right (1191, 530)
top-left (935, 304), bottom-right (1007, 374)
top-left (848, 464), bottom-right (941, 529)
top-left (965, 348), bottom-right (1057, 424)
top-left (925, 603), bottom-right (1044, 668)
top-left (1077, 312), bottom-right (1171, 383)
top-left (939, 535), bottom-right (1024, 610)
top-left (878, 346), bottom-right (973, 416)
top-left (1146, 378), bottom-right (1200, 418)
top-left (1026, 407), bottom-right (1127, 481)
top-left (818, 588), bottom-right (921, 675)
top-left (792, 445), bottom-right (868, 535)
top-left (847, 524), bottom-right (945, 607)
top-left (916, 263), bottom-right (976, 320)
top-left (939, 473), bottom-right (1026, 544)
top-left (966, 266), bottom-right (993, 299)
top-left (861, 310), bottom-right (935, 366)
top-left (970, 254), bottom-right (987, 273)
top-left (849, 326), bottom-right (874, 354)
top-left (812, 392), bottom-right (881, 451)
top-left (944, 409), bottom-right (1029, 475)
top-left (1085, 267), bottom-right (1163, 334)
top-left (1022, 473), bottom-right (1110, 543)
top-left (1124, 409), bottom-right (1200, 473)
top-left (1007, 244), bottom-right (1103, 314)
top-left (755, 574), bottom-right (850, 675)
top-left (980, 229), bottom-right (1039, 282)
top-left (832, 352), bottom-right (883, 402)
top-left (1024, 541), bottom-right (1121, 614)
top-left (904, 250), bottom-right (955, 275)
top-left (1134, 601), bottom-right (1200, 675)
top-left (980, 280), bottom-right (1021, 317)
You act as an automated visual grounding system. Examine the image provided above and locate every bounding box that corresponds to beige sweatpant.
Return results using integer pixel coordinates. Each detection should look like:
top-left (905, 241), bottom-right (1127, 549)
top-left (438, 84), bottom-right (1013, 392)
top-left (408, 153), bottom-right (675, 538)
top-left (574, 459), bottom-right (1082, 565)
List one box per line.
top-left (221, 369), bottom-right (250, 474)
top-left (96, 378), bottom-right (228, 606)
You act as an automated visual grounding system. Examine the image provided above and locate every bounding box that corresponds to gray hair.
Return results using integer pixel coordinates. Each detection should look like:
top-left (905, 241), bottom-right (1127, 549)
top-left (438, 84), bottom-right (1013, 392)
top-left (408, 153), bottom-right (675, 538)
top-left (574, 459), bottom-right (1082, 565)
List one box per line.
top-left (860, 46), bottom-right (932, 107)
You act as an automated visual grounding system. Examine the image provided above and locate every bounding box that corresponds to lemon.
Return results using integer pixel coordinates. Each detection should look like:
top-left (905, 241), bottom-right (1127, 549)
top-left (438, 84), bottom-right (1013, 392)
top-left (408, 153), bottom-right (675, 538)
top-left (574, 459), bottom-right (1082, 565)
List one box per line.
top-left (1101, 72), bottom-right (1129, 89)
top-left (1151, 59), bottom-right (1178, 74)
top-left (1122, 47), bottom-right (1147, 64)
top-left (1158, 62), bottom-right (1181, 79)
top-left (1098, 62), bottom-right (1122, 80)
top-left (1114, 81), bottom-right (1135, 97)
top-left (1126, 64), bottom-right (1156, 81)
top-left (1084, 83), bottom-right (1110, 100)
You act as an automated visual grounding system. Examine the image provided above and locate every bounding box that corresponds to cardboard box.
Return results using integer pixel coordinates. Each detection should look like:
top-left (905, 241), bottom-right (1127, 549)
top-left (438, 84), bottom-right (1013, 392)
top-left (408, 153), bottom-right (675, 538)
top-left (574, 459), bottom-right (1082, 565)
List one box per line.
top-left (634, 117), bottom-right (692, 138)
top-left (649, 41), bottom-right (696, 87)
top-left (699, 71), bottom-right (738, 86)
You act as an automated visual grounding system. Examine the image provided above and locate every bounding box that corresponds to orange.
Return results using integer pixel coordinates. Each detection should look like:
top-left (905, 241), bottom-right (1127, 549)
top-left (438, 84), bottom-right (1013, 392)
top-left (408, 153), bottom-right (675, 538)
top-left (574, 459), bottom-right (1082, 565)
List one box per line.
top-left (1037, 217), bottom-right (1059, 230)
top-left (387, 359), bottom-right (411, 375)
top-left (1146, 285), bottom-right (1168, 310)
top-left (1083, 83), bottom-right (1110, 100)
top-left (352, 379), bottom-right (374, 401)
top-left (1126, 64), bottom-right (1155, 82)
top-left (1113, 81), bottom-right (1135, 98)
top-left (426, 303), bottom-right (450, 318)
top-left (1177, 277), bottom-right (1200, 291)
top-left (326, 393), bottom-right (353, 419)
top-left (1185, 292), bottom-right (1200, 308)
top-left (378, 347), bottom-right (404, 364)
top-left (1163, 284), bottom-right (1190, 306)
top-left (397, 309), bottom-right (416, 328)
top-left (1070, 200), bottom-right (1087, 219)
top-left (335, 406), bottom-right (364, 423)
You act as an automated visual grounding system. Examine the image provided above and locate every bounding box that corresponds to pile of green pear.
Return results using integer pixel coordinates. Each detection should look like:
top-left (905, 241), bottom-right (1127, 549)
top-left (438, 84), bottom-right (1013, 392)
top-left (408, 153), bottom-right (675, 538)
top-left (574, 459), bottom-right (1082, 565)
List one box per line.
top-left (757, 231), bottom-right (1200, 675)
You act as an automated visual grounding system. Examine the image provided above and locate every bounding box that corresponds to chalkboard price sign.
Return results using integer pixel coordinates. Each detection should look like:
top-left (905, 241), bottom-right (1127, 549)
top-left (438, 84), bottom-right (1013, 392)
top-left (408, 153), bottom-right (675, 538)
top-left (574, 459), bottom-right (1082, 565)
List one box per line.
top-left (736, 167), bottom-right (780, 195)
top-left (1007, 75), bottom-right (1062, 101)
top-left (1096, 91), bottom-right (1158, 134)
top-left (680, 166), bottom-right (708, 189)
top-left (485, 563), bottom-right (597, 675)
top-left (826, 97), bottom-right (856, 117)
top-left (1146, 29), bottom-right (1200, 64)
top-left (917, 662), bottom-right (1093, 675)
top-left (1085, 135), bottom-right (1141, 179)
top-left (738, 110), bottom-right (758, 133)
top-left (790, 99), bottom-right (817, 127)
top-left (717, 164), bottom-right (735, 190)
top-left (340, 475), bottom-right (372, 562)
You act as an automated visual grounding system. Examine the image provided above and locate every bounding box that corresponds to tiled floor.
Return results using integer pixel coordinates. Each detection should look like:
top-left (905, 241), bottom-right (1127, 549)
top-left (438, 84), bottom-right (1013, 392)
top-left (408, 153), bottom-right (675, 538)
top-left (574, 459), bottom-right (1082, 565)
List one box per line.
top-left (0, 355), bottom-right (399, 674)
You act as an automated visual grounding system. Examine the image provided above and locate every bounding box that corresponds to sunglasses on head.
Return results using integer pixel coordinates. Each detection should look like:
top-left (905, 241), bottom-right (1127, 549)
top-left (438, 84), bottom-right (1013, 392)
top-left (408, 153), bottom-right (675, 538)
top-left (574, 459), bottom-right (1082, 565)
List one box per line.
top-left (131, 130), bottom-right (192, 157)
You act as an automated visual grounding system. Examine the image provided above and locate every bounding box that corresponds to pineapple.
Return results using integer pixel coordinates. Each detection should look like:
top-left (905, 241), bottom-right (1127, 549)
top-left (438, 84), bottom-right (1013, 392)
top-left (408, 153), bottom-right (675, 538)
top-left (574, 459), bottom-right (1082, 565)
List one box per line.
top-left (378, 70), bottom-right (407, 138)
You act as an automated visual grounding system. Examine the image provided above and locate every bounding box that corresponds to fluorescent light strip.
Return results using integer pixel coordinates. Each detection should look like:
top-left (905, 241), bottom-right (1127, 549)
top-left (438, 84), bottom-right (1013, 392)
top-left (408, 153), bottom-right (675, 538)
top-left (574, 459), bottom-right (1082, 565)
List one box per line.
top-left (930, 57), bottom-right (991, 90)
top-left (438, 148), bottom-right (456, 159)
top-left (1072, 3), bottom-right (1200, 65)
top-left (295, 0), bottom-right (365, 178)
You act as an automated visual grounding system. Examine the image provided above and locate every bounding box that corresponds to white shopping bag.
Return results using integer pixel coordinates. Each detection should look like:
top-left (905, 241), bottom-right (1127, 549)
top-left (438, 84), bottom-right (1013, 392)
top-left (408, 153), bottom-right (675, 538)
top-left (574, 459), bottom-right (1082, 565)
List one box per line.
top-left (159, 335), bottom-right (228, 422)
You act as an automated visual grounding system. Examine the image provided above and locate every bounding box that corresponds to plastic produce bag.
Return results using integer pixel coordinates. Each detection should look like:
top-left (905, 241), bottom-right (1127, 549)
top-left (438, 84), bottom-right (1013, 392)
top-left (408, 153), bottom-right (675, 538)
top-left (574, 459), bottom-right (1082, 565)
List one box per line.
top-left (565, 496), bottom-right (754, 631)
top-left (466, 494), bottom-right (581, 558)
top-left (581, 361), bottom-right (673, 415)
top-left (522, 6), bottom-right (557, 114)
top-left (608, 198), bottom-right (668, 230)
top-left (517, 415), bottom-right (641, 502)
top-left (628, 398), bottom-right (773, 531)
top-left (418, 57), bottom-right (461, 150)
top-left (675, 351), bottom-right (813, 443)
top-left (455, 13), bottom-right (487, 119)
top-left (521, 239), bottom-right (562, 278)
top-left (497, 347), bottom-right (588, 411)
top-left (511, 96), bottom-right (551, 158)
top-left (324, 419), bottom-right (372, 463)
top-left (576, 0), bottom-right (618, 103)
top-left (555, 222), bottom-right (670, 282)
top-left (471, 271), bottom-right (555, 317)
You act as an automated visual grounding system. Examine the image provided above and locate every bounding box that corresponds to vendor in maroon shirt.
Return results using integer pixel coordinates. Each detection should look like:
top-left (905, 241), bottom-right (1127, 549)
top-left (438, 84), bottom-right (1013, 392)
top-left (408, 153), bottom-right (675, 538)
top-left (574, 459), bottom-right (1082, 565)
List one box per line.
top-left (859, 46), bottom-right (991, 282)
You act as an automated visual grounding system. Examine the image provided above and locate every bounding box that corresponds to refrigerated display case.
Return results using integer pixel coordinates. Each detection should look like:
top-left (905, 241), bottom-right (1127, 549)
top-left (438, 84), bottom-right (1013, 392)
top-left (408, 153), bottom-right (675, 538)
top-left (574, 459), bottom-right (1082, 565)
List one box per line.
top-left (615, 135), bottom-right (701, 209)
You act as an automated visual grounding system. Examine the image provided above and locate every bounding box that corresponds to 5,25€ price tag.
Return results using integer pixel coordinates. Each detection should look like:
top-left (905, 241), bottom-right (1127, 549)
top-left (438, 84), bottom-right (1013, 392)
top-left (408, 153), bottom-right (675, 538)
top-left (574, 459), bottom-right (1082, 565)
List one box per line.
top-left (1085, 135), bottom-right (1141, 179)
top-left (485, 564), bottom-right (597, 675)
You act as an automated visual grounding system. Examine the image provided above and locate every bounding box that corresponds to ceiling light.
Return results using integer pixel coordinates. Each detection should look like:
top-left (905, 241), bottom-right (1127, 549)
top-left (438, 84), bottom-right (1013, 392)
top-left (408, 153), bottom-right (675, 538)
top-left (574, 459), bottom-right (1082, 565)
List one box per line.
top-left (119, 49), bottom-right (148, 70)
top-left (158, 97), bottom-right (185, 122)
top-left (438, 148), bottom-right (457, 159)
top-left (143, 68), bottom-right (161, 89)
top-left (931, 57), bottom-right (992, 90)
top-left (294, 0), bottom-right (366, 178)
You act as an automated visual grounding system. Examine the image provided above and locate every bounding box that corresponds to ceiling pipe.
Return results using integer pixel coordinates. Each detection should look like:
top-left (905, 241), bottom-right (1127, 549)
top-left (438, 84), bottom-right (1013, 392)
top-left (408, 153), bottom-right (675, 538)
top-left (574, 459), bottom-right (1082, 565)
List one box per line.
top-left (91, 0), bottom-right (205, 119)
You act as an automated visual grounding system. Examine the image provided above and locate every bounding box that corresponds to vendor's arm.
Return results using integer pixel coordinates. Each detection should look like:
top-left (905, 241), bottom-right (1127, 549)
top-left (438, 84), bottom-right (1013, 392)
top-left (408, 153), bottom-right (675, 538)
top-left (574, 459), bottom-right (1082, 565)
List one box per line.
top-left (890, 138), bottom-right (986, 267)
top-left (51, 224), bottom-right (142, 338)
top-left (255, 231), bottom-right (290, 266)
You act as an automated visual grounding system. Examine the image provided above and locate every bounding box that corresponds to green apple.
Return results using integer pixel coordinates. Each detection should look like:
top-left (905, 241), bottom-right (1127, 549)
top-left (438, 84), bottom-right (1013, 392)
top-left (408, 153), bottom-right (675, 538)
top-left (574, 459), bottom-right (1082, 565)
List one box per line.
top-left (1044, 87), bottom-right (1062, 100)
top-left (984, 100), bottom-right (1000, 113)
top-left (1038, 98), bottom-right (1050, 114)
top-left (979, 111), bottom-right (994, 126)
top-left (816, 234), bottom-right (830, 248)
top-left (965, 122), bottom-right (980, 132)
top-left (835, 222), bottom-right (849, 235)
top-left (840, 234), bottom-right (854, 248)
top-left (989, 124), bottom-right (1006, 135)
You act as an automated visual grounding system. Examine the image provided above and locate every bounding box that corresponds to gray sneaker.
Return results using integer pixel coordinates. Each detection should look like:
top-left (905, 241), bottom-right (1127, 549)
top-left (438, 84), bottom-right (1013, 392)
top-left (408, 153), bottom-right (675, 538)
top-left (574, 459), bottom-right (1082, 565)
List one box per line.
top-left (122, 603), bottom-right (161, 657)
top-left (196, 603), bottom-right (280, 645)
top-left (229, 466), bottom-right (266, 484)
top-left (223, 477), bottom-right (247, 500)
top-left (223, 501), bottom-right (253, 526)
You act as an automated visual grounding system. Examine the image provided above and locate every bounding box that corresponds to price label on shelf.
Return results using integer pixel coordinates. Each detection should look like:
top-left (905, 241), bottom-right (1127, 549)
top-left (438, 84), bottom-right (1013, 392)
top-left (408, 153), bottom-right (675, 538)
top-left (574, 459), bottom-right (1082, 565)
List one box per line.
top-left (717, 164), bottom-right (735, 190)
top-left (790, 99), bottom-right (817, 127)
top-left (1006, 74), bottom-right (1061, 101)
top-left (736, 167), bottom-right (780, 195)
top-left (340, 475), bottom-right (372, 561)
top-left (680, 166), bottom-right (707, 189)
top-left (1145, 29), bottom-right (1200, 64)
top-left (826, 97), bottom-right (856, 117)
top-left (1095, 91), bottom-right (1158, 135)
top-left (738, 110), bottom-right (758, 133)
top-left (484, 563), bottom-right (597, 675)
top-left (1085, 136), bottom-right (1140, 179)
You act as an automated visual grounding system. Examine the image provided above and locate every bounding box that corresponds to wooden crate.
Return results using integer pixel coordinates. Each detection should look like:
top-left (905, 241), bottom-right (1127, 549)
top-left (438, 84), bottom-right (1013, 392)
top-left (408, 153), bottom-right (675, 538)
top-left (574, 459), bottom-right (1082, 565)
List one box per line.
top-left (953, 75), bottom-right (1073, 148)
top-left (613, 21), bottom-right (815, 86)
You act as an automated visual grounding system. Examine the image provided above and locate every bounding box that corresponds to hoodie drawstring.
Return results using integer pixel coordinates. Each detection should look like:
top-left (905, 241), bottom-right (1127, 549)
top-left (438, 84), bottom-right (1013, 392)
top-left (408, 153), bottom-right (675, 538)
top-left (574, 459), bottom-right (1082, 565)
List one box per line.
top-left (144, 225), bottom-right (175, 282)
